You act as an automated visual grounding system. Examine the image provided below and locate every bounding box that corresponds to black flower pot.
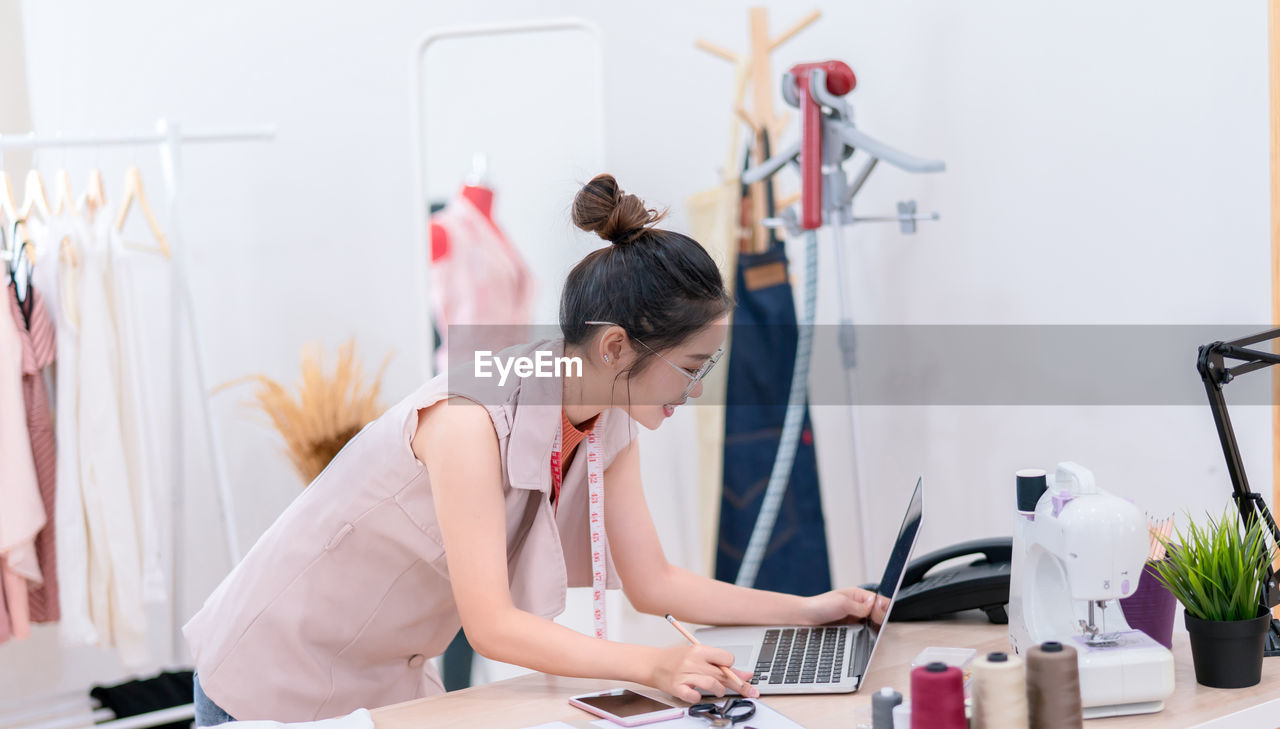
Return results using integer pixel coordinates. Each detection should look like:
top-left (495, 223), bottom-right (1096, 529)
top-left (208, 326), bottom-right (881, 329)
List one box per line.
top-left (1183, 609), bottom-right (1271, 688)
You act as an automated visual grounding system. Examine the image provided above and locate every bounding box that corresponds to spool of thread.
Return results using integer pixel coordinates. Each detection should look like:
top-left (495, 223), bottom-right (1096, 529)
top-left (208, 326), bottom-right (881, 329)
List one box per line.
top-left (1016, 469), bottom-right (1048, 514)
top-left (971, 651), bottom-right (1028, 729)
top-left (872, 686), bottom-right (903, 729)
top-left (892, 702), bottom-right (911, 729)
top-left (910, 662), bottom-right (966, 729)
top-left (1026, 641), bottom-right (1083, 729)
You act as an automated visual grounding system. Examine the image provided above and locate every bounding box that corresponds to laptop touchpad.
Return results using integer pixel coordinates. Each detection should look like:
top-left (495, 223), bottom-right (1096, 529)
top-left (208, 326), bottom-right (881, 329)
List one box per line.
top-left (723, 645), bottom-right (754, 670)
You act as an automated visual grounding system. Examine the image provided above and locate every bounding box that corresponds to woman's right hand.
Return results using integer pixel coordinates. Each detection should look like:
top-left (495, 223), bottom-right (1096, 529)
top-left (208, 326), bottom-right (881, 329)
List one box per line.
top-left (649, 645), bottom-right (758, 703)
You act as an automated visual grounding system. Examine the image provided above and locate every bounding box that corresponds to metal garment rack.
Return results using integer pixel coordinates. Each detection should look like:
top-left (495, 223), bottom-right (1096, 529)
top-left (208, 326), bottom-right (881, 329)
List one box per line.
top-left (0, 119), bottom-right (274, 679)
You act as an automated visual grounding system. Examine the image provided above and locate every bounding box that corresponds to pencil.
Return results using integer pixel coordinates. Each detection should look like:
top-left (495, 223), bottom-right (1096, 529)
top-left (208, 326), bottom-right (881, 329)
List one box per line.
top-left (665, 613), bottom-right (757, 697)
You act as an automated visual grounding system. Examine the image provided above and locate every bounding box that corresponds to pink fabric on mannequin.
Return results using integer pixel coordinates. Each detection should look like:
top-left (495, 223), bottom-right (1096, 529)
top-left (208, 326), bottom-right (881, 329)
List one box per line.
top-left (429, 191), bottom-right (535, 371)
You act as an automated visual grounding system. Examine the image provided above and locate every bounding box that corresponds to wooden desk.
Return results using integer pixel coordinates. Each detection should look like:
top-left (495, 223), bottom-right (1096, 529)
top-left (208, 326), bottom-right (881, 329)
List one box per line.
top-left (371, 617), bottom-right (1280, 729)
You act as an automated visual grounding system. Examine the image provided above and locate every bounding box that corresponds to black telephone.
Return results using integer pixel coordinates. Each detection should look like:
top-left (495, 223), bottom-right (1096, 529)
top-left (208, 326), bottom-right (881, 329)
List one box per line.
top-left (884, 537), bottom-right (1012, 624)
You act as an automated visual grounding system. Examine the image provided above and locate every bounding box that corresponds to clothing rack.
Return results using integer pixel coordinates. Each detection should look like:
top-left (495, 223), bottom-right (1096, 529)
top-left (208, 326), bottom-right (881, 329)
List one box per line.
top-left (1, 689), bottom-right (195, 729)
top-left (0, 119), bottom-right (274, 687)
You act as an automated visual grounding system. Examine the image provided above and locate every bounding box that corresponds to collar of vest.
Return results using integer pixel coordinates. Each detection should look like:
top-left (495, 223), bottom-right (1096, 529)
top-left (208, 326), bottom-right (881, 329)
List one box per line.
top-left (507, 337), bottom-right (567, 494)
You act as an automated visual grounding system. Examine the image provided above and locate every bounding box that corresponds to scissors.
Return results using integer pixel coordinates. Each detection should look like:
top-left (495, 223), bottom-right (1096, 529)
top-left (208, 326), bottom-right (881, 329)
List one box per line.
top-left (688, 698), bottom-right (756, 727)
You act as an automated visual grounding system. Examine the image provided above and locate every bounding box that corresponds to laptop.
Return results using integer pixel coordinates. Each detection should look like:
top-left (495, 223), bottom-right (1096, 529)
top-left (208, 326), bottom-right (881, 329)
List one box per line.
top-left (696, 478), bottom-right (924, 695)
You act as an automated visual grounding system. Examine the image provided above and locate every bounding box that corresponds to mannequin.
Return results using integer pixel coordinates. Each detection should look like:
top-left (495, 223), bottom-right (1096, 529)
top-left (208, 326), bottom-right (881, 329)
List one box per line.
top-left (427, 179), bottom-right (535, 373)
top-left (430, 184), bottom-right (494, 261)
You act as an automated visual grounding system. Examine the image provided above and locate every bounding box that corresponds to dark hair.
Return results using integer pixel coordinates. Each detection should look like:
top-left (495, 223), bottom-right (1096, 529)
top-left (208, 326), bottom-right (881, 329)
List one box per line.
top-left (561, 174), bottom-right (733, 376)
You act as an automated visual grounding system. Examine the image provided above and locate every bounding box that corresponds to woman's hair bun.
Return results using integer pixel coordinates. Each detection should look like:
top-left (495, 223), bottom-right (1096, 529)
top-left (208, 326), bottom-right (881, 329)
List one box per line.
top-left (572, 173), bottom-right (667, 245)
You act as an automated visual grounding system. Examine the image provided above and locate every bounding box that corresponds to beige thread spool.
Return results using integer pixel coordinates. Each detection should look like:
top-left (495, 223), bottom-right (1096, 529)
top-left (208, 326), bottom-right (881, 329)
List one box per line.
top-left (1026, 641), bottom-right (1083, 729)
top-left (971, 651), bottom-right (1028, 729)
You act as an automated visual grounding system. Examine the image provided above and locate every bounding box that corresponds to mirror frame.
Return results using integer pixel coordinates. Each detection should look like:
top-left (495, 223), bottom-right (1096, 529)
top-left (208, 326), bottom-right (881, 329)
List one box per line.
top-left (408, 18), bottom-right (605, 379)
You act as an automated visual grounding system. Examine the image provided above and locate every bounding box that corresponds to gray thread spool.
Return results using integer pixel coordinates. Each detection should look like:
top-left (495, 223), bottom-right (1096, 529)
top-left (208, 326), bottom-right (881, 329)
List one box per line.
top-left (872, 686), bottom-right (903, 729)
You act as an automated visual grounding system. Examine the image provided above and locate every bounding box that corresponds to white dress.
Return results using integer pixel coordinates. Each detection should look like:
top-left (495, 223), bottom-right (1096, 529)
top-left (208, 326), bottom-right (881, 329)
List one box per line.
top-left (31, 211), bottom-right (101, 647)
top-left (77, 206), bottom-right (148, 665)
top-left (103, 213), bottom-right (166, 604)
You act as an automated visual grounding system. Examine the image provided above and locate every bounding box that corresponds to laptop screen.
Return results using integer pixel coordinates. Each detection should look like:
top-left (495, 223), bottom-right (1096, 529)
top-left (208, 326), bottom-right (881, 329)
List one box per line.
top-left (875, 478), bottom-right (924, 598)
top-left (853, 477), bottom-right (923, 687)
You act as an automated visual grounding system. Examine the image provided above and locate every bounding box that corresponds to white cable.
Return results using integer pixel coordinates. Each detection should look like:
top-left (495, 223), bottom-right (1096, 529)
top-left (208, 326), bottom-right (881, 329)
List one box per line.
top-left (828, 221), bottom-right (873, 577)
top-left (735, 229), bottom-right (818, 588)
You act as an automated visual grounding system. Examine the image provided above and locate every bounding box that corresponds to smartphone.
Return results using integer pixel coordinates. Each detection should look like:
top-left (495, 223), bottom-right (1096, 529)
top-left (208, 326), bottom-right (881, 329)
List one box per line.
top-left (568, 688), bottom-right (684, 726)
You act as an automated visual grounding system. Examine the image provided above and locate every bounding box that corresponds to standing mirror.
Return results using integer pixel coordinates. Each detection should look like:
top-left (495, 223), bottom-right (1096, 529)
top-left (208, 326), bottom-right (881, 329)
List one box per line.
top-left (410, 19), bottom-right (605, 379)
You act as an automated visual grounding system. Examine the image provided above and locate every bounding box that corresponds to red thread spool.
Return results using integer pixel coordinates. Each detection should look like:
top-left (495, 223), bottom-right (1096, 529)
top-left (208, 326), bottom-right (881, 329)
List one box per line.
top-left (911, 662), bottom-right (966, 729)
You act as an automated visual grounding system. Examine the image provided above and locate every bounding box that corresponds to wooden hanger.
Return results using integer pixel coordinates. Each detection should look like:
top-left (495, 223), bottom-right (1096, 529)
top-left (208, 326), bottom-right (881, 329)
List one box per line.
top-left (15, 172), bottom-right (51, 269)
top-left (20, 170), bottom-right (51, 220)
top-left (0, 171), bottom-right (18, 223)
top-left (53, 170), bottom-right (75, 215)
top-left (59, 235), bottom-right (79, 267)
top-left (0, 172), bottom-right (14, 266)
top-left (53, 175), bottom-right (79, 266)
top-left (59, 235), bottom-right (81, 328)
top-left (84, 169), bottom-right (106, 214)
top-left (0, 172), bottom-right (36, 266)
top-left (114, 166), bottom-right (170, 258)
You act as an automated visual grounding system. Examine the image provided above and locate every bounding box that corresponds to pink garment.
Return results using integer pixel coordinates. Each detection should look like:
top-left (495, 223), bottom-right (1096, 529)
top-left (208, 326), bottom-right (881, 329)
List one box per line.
top-left (0, 568), bottom-right (10, 643)
top-left (8, 285), bottom-right (59, 624)
top-left (429, 191), bottom-right (535, 371)
top-left (184, 338), bottom-right (636, 722)
top-left (0, 283), bottom-right (45, 641)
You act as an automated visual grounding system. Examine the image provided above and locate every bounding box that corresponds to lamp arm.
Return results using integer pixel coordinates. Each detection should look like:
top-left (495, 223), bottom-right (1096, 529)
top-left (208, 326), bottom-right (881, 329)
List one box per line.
top-left (1197, 336), bottom-right (1280, 610)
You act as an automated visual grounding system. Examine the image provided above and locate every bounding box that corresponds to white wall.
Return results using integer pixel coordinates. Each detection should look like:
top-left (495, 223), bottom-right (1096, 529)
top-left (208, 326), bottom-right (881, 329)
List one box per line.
top-left (0, 0), bottom-right (32, 172)
top-left (2, 0), bottom-right (1271, 702)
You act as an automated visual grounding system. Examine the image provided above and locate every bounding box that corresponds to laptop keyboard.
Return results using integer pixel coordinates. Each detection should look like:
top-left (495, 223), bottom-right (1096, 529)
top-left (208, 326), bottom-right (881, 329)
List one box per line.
top-left (751, 626), bottom-right (848, 685)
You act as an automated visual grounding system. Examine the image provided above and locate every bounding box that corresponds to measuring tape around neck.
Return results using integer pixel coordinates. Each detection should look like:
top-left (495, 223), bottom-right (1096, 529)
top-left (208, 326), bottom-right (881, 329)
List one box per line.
top-left (551, 425), bottom-right (608, 640)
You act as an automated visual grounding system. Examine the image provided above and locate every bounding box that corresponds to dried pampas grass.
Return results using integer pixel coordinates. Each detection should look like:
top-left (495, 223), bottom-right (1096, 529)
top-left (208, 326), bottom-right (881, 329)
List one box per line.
top-left (226, 339), bottom-right (392, 485)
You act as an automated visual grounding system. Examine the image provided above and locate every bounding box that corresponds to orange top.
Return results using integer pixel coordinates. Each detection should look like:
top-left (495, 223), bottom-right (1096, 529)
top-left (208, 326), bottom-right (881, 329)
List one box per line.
top-left (553, 410), bottom-right (598, 509)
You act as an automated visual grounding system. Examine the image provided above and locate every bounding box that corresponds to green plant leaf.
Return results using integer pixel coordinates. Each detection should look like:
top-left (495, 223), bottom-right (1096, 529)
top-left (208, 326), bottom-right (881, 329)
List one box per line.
top-left (1151, 505), bottom-right (1273, 622)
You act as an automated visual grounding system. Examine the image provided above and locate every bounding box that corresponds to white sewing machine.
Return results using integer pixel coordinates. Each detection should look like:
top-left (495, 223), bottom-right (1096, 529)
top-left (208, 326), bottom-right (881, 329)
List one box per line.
top-left (1008, 462), bottom-right (1175, 719)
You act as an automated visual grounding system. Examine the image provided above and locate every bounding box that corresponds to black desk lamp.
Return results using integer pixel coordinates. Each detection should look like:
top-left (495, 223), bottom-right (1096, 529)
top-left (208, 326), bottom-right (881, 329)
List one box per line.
top-left (1197, 330), bottom-right (1280, 657)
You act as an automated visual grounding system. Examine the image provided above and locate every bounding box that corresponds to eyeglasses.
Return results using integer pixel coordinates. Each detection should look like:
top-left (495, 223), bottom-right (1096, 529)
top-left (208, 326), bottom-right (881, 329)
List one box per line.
top-left (585, 320), bottom-right (724, 402)
top-left (688, 698), bottom-right (756, 727)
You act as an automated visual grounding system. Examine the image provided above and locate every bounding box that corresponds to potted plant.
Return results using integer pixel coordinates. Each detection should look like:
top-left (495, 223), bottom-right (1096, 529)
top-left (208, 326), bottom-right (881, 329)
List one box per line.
top-left (1152, 506), bottom-right (1277, 689)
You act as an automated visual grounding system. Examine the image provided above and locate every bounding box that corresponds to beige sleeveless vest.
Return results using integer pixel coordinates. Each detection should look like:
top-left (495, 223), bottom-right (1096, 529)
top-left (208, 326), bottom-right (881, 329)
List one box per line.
top-left (183, 338), bottom-right (635, 721)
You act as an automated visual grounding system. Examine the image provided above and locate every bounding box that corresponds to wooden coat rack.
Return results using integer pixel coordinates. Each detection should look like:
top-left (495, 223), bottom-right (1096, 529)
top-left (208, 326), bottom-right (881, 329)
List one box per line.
top-left (696, 8), bottom-right (820, 253)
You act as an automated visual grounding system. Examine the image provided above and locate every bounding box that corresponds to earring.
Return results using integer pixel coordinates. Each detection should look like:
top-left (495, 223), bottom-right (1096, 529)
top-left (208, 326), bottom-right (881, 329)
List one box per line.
top-left (603, 354), bottom-right (611, 363)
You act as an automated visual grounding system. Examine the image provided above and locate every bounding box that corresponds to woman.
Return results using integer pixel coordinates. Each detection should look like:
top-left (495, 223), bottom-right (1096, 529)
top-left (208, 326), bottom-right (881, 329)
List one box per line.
top-left (184, 175), bottom-right (889, 724)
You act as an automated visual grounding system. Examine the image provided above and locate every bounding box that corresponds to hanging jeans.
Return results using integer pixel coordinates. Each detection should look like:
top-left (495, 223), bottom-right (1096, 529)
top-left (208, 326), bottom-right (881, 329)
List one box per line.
top-left (716, 245), bottom-right (832, 596)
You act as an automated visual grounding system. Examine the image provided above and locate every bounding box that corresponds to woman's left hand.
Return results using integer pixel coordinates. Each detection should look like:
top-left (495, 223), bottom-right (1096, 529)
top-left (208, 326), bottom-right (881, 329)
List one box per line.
top-left (800, 588), bottom-right (890, 626)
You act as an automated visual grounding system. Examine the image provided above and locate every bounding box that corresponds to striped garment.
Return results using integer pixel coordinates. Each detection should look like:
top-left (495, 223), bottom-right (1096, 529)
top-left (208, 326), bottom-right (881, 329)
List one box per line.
top-left (8, 284), bottom-right (59, 623)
